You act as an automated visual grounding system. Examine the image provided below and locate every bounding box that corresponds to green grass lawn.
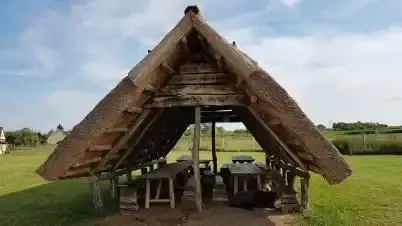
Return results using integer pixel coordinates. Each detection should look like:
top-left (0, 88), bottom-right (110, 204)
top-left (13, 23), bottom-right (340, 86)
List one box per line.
top-left (0, 147), bottom-right (401, 225)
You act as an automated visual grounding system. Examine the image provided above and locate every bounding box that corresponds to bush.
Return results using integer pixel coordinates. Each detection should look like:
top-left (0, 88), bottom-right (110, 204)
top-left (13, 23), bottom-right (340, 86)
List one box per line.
top-left (331, 138), bottom-right (402, 155)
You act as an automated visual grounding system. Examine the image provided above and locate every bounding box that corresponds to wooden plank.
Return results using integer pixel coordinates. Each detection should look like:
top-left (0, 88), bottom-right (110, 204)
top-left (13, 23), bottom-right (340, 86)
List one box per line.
top-left (106, 127), bottom-right (128, 133)
top-left (90, 109), bottom-right (153, 174)
top-left (64, 167), bottom-right (91, 177)
top-left (167, 73), bottom-right (230, 85)
top-left (179, 63), bottom-right (222, 74)
top-left (247, 107), bottom-right (309, 171)
top-left (193, 106), bottom-right (203, 212)
top-left (146, 94), bottom-right (245, 108)
top-left (127, 106), bottom-right (143, 114)
top-left (297, 152), bottom-right (314, 161)
top-left (88, 145), bottom-right (113, 152)
top-left (73, 156), bottom-right (102, 167)
top-left (158, 84), bottom-right (239, 96)
top-left (266, 156), bottom-right (310, 178)
top-left (113, 109), bottom-right (165, 170)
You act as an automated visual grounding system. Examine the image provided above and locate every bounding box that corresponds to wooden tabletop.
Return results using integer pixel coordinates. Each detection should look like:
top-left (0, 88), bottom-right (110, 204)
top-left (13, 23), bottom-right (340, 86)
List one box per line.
top-left (231, 155), bottom-right (255, 162)
top-left (139, 161), bottom-right (192, 179)
top-left (176, 155), bottom-right (211, 164)
top-left (226, 163), bottom-right (265, 176)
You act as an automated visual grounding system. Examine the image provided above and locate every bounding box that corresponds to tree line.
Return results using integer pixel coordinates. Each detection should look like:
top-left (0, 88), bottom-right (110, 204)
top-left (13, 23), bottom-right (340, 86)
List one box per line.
top-left (4, 124), bottom-right (67, 146)
top-left (331, 121), bottom-right (388, 131)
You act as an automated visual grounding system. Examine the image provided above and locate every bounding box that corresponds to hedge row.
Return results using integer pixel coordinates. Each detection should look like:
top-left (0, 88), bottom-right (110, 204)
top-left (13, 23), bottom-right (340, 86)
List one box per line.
top-left (331, 139), bottom-right (402, 155)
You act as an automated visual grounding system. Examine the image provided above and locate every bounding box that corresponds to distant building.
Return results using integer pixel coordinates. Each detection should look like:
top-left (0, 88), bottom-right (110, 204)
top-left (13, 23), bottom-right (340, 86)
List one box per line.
top-left (47, 127), bottom-right (66, 145)
top-left (0, 127), bottom-right (7, 154)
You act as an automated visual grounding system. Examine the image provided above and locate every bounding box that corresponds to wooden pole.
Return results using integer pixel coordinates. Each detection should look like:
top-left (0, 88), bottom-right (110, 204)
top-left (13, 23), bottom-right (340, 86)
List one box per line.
top-left (301, 177), bottom-right (310, 210)
top-left (89, 176), bottom-right (103, 213)
top-left (192, 106), bottom-right (203, 212)
top-left (211, 119), bottom-right (217, 174)
top-left (109, 176), bottom-right (119, 200)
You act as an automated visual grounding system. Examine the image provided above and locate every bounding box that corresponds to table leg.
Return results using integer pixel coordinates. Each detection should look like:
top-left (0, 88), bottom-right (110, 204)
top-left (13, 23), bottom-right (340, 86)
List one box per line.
top-left (145, 179), bottom-right (150, 209)
top-left (243, 178), bottom-right (247, 192)
top-left (155, 180), bottom-right (162, 199)
top-left (257, 175), bottom-right (262, 190)
top-left (234, 176), bottom-right (238, 195)
top-left (169, 178), bottom-right (175, 208)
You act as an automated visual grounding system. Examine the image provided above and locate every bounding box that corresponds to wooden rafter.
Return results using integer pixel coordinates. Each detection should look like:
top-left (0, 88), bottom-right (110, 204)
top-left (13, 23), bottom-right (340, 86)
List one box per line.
top-left (113, 109), bottom-right (165, 170)
top-left (90, 109), bottom-right (153, 175)
top-left (161, 62), bottom-right (175, 75)
top-left (180, 37), bottom-right (191, 53)
top-left (247, 107), bottom-right (308, 171)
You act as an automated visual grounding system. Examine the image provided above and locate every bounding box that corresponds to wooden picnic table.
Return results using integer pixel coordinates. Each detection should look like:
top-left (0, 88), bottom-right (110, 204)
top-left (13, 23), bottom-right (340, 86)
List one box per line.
top-left (226, 163), bottom-right (266, 195)
top-left (231, 155), bottom-right (255, 164)
top-left (139, 161), bottom-right (193, 208)
top-left (176, 155), bottom-right (212, 170)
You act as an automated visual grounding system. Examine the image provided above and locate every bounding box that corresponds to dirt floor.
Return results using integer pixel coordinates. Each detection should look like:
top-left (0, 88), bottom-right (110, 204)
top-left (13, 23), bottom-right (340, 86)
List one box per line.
top-left (94, 201), bottom-right (296, 226)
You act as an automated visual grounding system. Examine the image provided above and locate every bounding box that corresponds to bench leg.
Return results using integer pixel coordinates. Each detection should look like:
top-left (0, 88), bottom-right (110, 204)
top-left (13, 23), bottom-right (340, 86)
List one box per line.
top-left (243, 178), bottom-right (247, 192)
top-left (169, 178), bottom-right (175, 208)
top-left (145, 179), bottom-right (150, 209)
top-left (233, 176), bottom-right (238, 195)
top-left (257, 175), bottom-right (262, 190)
top-left (155, 180), bottom-right (162, 199)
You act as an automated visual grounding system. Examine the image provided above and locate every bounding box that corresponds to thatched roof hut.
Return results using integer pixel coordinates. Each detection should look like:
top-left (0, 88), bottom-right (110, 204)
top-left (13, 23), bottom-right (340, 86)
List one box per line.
top-left (37, 6), bottom-right (352, 185)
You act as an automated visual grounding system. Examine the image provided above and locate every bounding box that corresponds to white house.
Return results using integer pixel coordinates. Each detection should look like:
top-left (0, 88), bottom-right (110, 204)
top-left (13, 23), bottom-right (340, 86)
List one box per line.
top-left (0, 127), bottom-right (7, 155)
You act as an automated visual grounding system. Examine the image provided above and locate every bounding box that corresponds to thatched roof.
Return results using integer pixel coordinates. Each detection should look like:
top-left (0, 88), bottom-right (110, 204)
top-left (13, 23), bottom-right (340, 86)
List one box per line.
top-left (37, 6), bottom-right (352, 185)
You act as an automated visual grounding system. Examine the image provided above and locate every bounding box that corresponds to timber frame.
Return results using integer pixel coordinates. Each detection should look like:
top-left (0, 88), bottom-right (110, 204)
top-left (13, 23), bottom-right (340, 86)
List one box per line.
top-left (37, 5), bottom-right (352, 213)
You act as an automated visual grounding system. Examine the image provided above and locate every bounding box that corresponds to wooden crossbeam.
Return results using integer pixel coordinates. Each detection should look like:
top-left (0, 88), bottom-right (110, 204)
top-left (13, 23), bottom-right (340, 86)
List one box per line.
top-left (167, 73), bottom-right (230, 85)
top-left (158, 84), bottom-right (239, 96)
top-left (73, 156), bottom-right (102, 168)
top-left (90, 109), bottom-right (153, 175)
top-left (106, 127), bottom-right (129, 133)
top-left (297, 152), bottom-right (314, 161)
top-left (146, 94), bottom-right (245, 108)
top-left (127, 106), bottom-right (143, 114)
top-left (113, 109), bottom-right (165, 170)
top-left (247, 107), bottom-right (308, 171)
top-left (88, 145), bottom-right (113, 152)
top-left (65, 167), bottom-right (91, 177)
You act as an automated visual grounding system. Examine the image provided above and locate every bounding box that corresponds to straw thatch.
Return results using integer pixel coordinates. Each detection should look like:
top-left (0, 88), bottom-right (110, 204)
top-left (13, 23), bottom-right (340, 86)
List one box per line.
top-left (37, 6), bottom-right (352, 185)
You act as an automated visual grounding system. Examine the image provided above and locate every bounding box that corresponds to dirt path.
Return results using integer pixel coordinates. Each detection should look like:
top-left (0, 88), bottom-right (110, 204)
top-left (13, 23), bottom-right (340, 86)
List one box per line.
top-left (94, 202), bottom-right (297, 226)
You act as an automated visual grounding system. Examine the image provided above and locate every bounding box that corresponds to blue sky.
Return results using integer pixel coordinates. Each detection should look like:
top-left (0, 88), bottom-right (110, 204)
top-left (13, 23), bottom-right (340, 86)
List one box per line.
top-left (1, 0), bottom-right (402, 132)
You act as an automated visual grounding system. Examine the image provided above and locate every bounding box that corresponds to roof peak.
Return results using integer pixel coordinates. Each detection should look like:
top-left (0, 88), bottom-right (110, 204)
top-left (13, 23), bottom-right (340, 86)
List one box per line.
top-left (184, 5), bottom-right (200, 15)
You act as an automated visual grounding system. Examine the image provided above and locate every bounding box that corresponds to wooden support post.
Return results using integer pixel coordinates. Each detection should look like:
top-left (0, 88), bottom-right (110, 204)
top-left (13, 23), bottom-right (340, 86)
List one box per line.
top-left (211, 118), bottom-right (218, 174)
top-left (127, 171), bottom-right (132, 182)
top-left (287, 171), bottom-right (296, 190)
top-left (109, 176), bottom-right (119, 200)
top-left (145, 179), bottom-right (151, 209)
top-left (89, 176), bottom-right (103, 213)
top-left (301, 177), bottom-right (310, 210)
top-left (192, 106), bottom-right (203, 212)
top-left (169, 178), bottom-right (175, 208)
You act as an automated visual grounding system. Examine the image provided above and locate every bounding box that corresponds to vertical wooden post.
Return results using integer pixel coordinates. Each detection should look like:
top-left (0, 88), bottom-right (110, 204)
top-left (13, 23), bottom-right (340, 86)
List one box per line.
top-left (211, 119), bottom-right (217, 174)
top-left (301, 177), bottom-right (310, 210)
top-left (287, 171), bottom-right (296, 190)
top-left (109, 176), bottom-right (119, 200)
top-left (192, 106), bottom-right (203, 212)
top-left (127, 171), bottom-right (132, 182)
top-left (89, 176), bottom-right (103, 213)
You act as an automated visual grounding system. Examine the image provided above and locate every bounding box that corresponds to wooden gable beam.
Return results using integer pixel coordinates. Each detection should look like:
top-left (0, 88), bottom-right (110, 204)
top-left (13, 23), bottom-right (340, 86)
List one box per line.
top-left (90, 109), bottom-right (153, 175)
top-left (161, 62), bottom-right (175, 75)
top-left (247, 107), bottom-right (308, 171)
top-left (146, 94), bottom-right (245, 108)
top-left (127, 106), bottom-right (143, 114)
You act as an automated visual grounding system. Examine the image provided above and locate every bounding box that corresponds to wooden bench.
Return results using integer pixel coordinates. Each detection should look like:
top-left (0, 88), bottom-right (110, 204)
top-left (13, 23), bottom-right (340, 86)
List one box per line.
top-left (138, 161), bottom-right (193, 209)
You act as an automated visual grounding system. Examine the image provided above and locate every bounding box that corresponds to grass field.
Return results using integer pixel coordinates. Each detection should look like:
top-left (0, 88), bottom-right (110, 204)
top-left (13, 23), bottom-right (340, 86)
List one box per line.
top-left (1, 146), bottom-right (402, 225)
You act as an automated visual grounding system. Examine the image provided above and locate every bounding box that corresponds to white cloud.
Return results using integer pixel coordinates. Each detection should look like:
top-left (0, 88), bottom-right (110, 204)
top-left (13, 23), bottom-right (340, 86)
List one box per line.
top-left (221, 26), bottom-right (402, 125)
top-left (278, 0), bottom-right (303, 7)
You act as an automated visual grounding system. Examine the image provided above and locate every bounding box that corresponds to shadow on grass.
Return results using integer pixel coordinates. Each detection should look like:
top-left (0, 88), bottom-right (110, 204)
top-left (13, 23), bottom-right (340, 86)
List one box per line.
top-left (0, 179), bottom-right (117, 226)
